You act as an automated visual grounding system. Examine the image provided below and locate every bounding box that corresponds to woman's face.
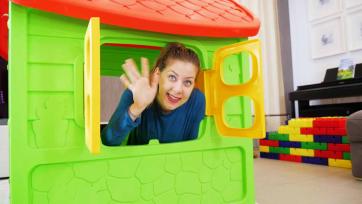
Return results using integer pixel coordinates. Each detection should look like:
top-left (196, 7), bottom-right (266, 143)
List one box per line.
top-left (156, 59), bottom-right (198, 113)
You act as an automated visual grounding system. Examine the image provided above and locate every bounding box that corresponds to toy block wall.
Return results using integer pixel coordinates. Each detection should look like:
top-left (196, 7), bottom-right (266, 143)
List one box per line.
top-left (259, 118), bottom-right (351, 168)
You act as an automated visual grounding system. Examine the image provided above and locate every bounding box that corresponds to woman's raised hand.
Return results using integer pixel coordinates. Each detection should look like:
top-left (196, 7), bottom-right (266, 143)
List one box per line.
top-left (120, 58), bottom-right (160, 116)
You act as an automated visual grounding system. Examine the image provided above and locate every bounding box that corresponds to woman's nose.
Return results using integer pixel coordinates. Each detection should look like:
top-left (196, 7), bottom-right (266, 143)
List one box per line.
top-left (173, 81), bottom-right (183, 93)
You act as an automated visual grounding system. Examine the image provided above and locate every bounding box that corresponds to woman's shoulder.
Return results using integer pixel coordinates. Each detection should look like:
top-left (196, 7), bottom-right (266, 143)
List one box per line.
top-left (189, 88), bottom-right (205, 108)
top-left (191, 88), bottom-right (205, 101)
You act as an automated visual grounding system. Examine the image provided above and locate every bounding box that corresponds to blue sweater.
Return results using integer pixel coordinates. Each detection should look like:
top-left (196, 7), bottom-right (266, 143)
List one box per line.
top-left (101, 89), bottom-right (205, 145)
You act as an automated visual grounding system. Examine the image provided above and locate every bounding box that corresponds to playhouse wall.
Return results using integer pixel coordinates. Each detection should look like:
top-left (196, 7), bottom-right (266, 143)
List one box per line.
top-left (9, 3), bottom-right (255, 204)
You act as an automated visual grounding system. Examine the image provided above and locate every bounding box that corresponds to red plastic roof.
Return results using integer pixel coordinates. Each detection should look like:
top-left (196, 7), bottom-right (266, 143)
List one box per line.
top-left (12, 0), bottom-right (260, 38)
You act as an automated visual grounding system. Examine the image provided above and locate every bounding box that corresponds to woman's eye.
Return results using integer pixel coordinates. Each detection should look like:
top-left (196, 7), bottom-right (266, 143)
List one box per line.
top-left (168, 75), bottom-right (176, 81)
top-left (184, 80), bottom-right (192, 87)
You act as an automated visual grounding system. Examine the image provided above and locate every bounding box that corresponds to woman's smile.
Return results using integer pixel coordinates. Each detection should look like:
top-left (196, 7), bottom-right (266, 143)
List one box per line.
top-left (166, 92), bottom-right (182, 104)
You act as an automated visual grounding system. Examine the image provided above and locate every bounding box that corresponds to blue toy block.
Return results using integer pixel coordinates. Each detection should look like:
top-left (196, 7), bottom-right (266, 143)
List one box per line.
top-left (314, 135), bottom-right (342, 143)
top-left (260, 152), bottom-right (279, 160)
top-left (279, 141), bottom-right (301, 148)
top-left (302, 156), bottom-right (328, 165)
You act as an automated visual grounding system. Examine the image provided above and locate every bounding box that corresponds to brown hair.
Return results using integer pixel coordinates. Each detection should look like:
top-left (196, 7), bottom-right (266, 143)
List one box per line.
top-left (153, 42), bottom-right (200, 73)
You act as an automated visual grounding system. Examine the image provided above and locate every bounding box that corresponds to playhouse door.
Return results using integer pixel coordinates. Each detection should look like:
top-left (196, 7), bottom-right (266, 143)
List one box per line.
top-left (204, 39), bottom-right (265, 138)
top-left (84, 17), bottom-right (100, 154)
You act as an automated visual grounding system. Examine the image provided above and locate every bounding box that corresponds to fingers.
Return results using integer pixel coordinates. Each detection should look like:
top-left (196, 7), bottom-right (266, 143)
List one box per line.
top-left (150, 67), bottom-right (160, 88)
top-left (141, 57), bottom-right (150, 78)
top-left (122, 59), bottom-right (141, 83)
top-left (120, 74), bottom-right (133, 91)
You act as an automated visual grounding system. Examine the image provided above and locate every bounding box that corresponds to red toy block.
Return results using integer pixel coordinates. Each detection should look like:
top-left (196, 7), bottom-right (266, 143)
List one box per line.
top-left (328, 144), bottom-right (350, 152)
top-left (313, 119), bottom-right (322, 127)
top-left (260, 139), bottom-right (279, 147)
top-left (337, 118), bottom-right (347, 128)
top-left (314, 127), bottom-right (327, 135)
top-left (301, 128), bottom-right (313, 134)
top-left (280, 154), bottom-right (302, 162)
top-left (326, 128), bottom-right (336, 135)
top-left (313, 118), bottom-right (347, 128)
top-left (313, 118), bottom-right (332, 128)
top-left (325, 128), bottom-right (346, 135)
top-left (334, 128), bottom-right (346, 135)
top-left (315, 150), bottom-right (343, 159)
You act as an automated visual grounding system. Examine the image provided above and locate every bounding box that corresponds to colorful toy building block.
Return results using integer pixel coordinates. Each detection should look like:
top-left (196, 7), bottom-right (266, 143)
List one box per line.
top-left (314, 135), bottom-right (342, 143)
top-left (279, 141), bottom-right (301, 148)
top-left (313, 118), bottom-right (346, 128)
top-left (315, 150), bottom-right (343, 159)
top-left (260, 152), bottom-right (279, 160)
top-left (302, 157), bottom-right (328, 165)
top-left (269, 147), bottom-right (290, 154)
top-left (301, 142), bottom-right (327, 150)
top-left (280, 154), bottom-right (302, 163)
top-left (288, 118), bottom-right (314, 128)
top-left (328, 159), bottom-right (352, 168)
top-left (289, 134), bottom-right (313, 142)
top-left (260, 139), bottom-right (279, 147)
top-left (328, 144), bottom-right (350, 152)
top-left (267, 132), bottom-right (289, 141)
top-left (278, 125), bottom-right (300, 135)
top-left (263, 117), bottom-right (351, 169)
top-left (342, 136), bottom-right (349, 144)
top-left (290, 148), bottom-right (315, 157)
top-left (259, 145), bottom-right (270, 153)
top-left (343, 152), bottom-right (351, 160)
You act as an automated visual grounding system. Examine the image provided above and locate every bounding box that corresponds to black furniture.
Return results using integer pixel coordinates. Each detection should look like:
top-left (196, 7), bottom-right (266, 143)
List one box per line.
top-left (289, 63), bottom-right (362, 118)
top-left (0, 57), bottom-right (8, 119)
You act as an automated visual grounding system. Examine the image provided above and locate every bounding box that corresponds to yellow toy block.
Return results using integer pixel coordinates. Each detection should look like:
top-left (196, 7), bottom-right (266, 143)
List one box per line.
top-left (290, 148), bottom-right (314, 157)
top-left (278, 125), bottom-right (300, 134)
top-left (288, 118), bottom-right (314, 128)
top-left (259, 145), bottom-right (269, 153)
top-left (328, 159), bottom-right (352, 169)
top-left (278, 125), bottom-right (288, 134)
top-left (289, 134), bottom-right (313, 142)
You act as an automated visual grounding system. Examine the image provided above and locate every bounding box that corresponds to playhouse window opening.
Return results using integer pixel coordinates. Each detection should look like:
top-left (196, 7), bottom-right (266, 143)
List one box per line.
top-left (220, 52), bottom-right (255, 129)
top-left (100, 42), bottom-right (162, 125)
top-left (224, 96), bottom-right (255, 129)
top-left (222, 51), bottom-right (253, 85)
top-left (99, 43), bottom-right (205, 146)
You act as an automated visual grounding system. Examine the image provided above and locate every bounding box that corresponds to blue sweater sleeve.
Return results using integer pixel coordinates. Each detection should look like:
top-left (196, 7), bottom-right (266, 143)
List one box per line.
top-left (101, 89), bottom-right (141, 146)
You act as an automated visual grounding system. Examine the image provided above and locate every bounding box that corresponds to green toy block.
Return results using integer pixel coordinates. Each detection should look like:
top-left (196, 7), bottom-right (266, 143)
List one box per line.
top-left (268, 132), bottom-right (289, 141)
top-left (342, 136), bottom-right (349, 144)
top-left (301, 142), bottom-right (327, 150)
top-left (269, 147), bottom-right (290, 154)
top-left (343, 152), bottom-right (351, 160)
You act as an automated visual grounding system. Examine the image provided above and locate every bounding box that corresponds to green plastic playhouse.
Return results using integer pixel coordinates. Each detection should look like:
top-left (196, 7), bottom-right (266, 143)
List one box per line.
top-left (9, 0), bottom-right (265, 203)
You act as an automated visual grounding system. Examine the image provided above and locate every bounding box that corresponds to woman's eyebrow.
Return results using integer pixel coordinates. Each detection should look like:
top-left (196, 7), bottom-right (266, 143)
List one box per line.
top-left (170, 70), bottom-right (179, 76)
top-left (170, 70), bottom-right (195, 79)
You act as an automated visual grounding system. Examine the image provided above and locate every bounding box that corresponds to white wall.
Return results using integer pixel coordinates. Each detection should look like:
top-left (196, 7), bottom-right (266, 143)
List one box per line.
top-left (241, 0), bottom-right (287, 131)
top-left (0, 125), bottom-right (8, 178)
top-left (289, 0), bottom-right (362, 89)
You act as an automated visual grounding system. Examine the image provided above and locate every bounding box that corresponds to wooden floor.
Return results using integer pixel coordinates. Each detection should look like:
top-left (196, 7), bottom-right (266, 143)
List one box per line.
top-left (254, 158), bottom-right (362, 204)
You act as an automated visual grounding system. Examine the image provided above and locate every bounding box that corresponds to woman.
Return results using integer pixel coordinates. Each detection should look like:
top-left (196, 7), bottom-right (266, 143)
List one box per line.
top-left (101, 42), bottom-right (205, 145)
